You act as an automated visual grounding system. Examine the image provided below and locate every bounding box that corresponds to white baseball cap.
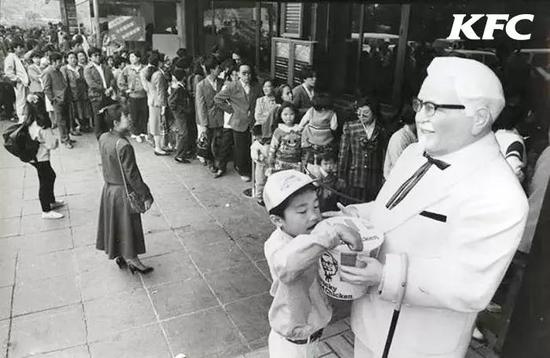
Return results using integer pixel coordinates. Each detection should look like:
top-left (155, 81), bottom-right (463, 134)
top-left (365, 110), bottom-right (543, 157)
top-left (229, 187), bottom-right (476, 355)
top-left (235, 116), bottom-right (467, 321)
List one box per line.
top-left (263, 170), bottom-right (314, 212)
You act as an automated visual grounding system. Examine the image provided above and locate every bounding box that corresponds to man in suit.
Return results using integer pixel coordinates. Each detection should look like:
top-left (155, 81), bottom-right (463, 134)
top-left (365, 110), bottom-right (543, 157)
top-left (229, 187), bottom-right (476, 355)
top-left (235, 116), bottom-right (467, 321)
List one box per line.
top-left (335, 57), bottom-right (528, 357)
top-left (84, 47), bottom-right (115, 139)
top-left (214, 63), bottom-right (260, 181)
top-left (3, 40), bottom-right (29, 123)
top-left (42, 52), bottom-right (73, 148)
top-left (196, 56), bottom-right (224, 174)
top-left (292, 68), bottom-right (316, 118)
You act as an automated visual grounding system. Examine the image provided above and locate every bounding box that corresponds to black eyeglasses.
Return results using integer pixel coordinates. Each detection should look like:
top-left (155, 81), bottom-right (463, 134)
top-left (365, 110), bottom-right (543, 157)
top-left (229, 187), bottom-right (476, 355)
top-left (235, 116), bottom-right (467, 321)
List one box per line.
top-left (412, 98), bottom-right (465, 117)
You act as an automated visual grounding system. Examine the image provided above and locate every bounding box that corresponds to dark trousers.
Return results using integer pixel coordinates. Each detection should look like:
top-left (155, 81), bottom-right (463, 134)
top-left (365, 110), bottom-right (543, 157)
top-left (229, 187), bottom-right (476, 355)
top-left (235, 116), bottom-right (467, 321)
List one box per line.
top-left (52, 103), bottom-right (70, 143)
top-left (218, 128), bottom-right (251, 176)
top-left (207, 127), bottom-right (223, 167)
top-left (233, 129), bottom-right (251, 176)
top-left (217, 128), bottom-right (234, 172)
top-left (129, 97), bottom-right (148, 135)
top-left (91, 99), bottom-right (107, 139)
top-left (174, 115), bottom-right (190, 158)
top-left (31, 161), bottom-right (56, 212)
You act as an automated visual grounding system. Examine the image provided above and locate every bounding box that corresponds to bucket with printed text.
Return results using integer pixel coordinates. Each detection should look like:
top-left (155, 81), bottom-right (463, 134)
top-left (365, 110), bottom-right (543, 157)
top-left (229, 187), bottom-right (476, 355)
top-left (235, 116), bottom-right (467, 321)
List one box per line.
top-left (318, 216), bottom-right (384, 300)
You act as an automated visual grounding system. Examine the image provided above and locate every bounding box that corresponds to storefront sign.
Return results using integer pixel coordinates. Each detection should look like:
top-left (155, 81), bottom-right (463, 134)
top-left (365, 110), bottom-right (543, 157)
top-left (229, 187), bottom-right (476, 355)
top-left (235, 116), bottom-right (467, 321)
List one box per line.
top-left (108, 16), bottom-right (145, 42)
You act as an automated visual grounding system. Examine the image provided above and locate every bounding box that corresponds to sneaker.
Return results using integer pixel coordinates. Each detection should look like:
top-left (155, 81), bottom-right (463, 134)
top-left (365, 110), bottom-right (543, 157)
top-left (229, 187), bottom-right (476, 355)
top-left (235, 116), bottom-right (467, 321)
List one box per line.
top-left (136, 136), bottom-right (143, 143)
top-left (242, 188), bottom-right (253, 198)
top-left (240, 176), bottom-right (251, 182)
top-left (214, 169), bottom-right (224, 178)
top-left (50, 200), bottom-right (65, 209)
top-left (131, 134), bottom-right (137, 139)
top-left (175, 157), bottom-right (190, 163)
top-left (42, 211), bottom-right (64, 219)
top-left (154, 149), bottom-right (168, 156)
top-left (472, 327), bottom-right (485, 341)
top-left (486, 302), bottom-right (502, 313)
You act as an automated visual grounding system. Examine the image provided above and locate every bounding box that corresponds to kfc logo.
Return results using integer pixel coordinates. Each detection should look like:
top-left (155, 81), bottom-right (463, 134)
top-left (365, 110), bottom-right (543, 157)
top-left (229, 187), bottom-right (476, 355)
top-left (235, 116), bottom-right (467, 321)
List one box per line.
top-left (447, 14), bottom-right (534, 40)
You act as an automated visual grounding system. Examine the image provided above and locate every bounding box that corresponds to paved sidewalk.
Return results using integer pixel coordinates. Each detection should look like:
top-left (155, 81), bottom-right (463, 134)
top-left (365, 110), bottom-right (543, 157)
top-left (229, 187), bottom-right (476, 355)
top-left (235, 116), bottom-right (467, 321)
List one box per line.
top-left (0, 125), bottom-right (497, 358)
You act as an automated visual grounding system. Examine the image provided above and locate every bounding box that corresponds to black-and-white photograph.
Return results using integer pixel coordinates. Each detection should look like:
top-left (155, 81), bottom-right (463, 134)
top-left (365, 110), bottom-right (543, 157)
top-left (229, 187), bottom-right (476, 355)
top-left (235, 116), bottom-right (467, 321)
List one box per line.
top-left (0, 1), bottom-right (549, 357)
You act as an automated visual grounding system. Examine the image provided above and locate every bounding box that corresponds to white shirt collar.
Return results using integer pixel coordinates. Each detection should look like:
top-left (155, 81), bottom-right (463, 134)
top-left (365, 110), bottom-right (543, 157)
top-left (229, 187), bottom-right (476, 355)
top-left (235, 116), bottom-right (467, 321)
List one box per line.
top-left (302, 83), bottom-right (314, 99)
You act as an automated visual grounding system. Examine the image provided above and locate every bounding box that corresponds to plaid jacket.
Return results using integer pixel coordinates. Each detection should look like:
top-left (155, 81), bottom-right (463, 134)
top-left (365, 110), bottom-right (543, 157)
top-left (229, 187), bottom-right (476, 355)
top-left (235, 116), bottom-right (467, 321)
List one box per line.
top-left (338, 120), bottom-right (388, 191)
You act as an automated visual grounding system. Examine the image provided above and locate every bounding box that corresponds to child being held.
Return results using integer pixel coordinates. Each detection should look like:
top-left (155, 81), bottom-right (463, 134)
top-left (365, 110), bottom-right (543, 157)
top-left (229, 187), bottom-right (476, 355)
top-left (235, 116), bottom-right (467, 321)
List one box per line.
top-left (263, 170), bottom-right (362, 358)
top-left (298, 93), bottom-right (338, 166)
top-left (267, 102), bottom-right (303, 174)
top-left (311, 151), bottom-right (340, 213)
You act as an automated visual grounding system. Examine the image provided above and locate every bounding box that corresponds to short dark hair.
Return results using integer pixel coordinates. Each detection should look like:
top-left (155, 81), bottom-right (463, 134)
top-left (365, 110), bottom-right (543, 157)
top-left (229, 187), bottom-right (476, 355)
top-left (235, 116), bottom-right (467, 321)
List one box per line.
top-left (173, 68), bottom-right (186, 82)
top-left (88, 47), bottom-right (101, 57)
top-left (128, 50), bottom-right (142, 58)
top-left (31, 50), bottom-right (43, 59)
top-left (269, 183), bottom-right (318, 218)
top-left (301, 67), bottom-right (317, 81)
top-left (316, 151), bottom-right (337, 165)
top-left (204, 55), bottom-right (220, 73)
top-left (176, 48), bottom-right (187, 58)
top-left (274, 84), bottom-right (291, 104)
top-left (355, 96), bottom-right (380, 118)
top-left (65, 51), bottom-right (76, 60)
top-left (312, 93), bottom-right (332, 111)
top-left (400, 103), bottom-right (415, 125)
top-left (49, 51), bottom-right (63, 62)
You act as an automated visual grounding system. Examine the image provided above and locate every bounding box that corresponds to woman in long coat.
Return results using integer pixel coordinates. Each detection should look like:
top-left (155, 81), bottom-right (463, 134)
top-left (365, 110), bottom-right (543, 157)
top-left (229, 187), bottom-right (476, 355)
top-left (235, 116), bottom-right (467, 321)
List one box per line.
top-left (96, 104), bottom-right (154, 274)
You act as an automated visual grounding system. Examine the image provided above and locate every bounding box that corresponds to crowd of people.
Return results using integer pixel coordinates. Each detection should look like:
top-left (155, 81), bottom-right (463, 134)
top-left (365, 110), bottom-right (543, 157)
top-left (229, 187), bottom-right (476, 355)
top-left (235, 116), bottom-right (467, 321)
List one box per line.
top-left (1, 21), bottom-right (550, 357)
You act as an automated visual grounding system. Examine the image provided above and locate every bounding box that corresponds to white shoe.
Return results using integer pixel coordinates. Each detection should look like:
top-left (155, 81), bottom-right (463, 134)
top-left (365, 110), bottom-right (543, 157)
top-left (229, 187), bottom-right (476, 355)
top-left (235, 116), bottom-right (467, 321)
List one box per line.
top-left (472, 327), bottom-right (485, 341)
top-left (136, 136), bottom-right (143, 143)
top-left (42, 211), bottom-right (64, 219)
top-left (50, 200), bottom-right (65, 209)
top-left (131, 134), bottom-right (137, 139)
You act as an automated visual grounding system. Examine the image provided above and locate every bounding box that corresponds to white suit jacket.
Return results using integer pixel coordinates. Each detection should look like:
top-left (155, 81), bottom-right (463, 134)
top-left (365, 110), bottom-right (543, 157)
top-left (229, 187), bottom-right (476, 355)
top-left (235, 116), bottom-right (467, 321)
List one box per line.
top-left (351, 133), bottom-right (528, 357)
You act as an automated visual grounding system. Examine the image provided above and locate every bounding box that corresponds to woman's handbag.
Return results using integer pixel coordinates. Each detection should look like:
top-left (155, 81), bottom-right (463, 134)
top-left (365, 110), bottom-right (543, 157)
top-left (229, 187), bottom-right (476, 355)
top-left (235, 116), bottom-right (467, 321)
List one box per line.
top-left (115, 139), bottom-right (149, 214)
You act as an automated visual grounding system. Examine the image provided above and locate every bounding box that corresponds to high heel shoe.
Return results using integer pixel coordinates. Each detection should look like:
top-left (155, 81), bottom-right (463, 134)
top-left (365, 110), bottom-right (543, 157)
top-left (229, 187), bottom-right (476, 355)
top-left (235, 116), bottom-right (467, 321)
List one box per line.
top-left (115, 257), bottom-right (127, 269)
top-left (128, 263), bottom-right (154, 275)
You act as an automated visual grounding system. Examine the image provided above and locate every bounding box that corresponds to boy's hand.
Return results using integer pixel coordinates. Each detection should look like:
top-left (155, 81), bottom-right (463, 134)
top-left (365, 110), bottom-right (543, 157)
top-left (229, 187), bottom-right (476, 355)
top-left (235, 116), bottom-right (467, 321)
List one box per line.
top-left (314, 221), bottom-right (363, 251)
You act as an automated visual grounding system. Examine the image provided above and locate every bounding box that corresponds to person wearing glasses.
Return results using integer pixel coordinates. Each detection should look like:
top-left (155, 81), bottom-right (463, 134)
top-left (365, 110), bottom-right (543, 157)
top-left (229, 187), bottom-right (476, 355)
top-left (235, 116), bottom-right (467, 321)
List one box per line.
top-left (330, 57), bottom-right (528, 358)
top-left (214, 63), bottom-right (260, 182)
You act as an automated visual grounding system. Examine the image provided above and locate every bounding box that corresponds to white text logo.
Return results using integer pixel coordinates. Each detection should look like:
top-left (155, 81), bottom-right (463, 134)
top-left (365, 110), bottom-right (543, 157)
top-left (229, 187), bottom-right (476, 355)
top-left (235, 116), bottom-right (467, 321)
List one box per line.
top-left (447, 14), bottom-right (534, 40)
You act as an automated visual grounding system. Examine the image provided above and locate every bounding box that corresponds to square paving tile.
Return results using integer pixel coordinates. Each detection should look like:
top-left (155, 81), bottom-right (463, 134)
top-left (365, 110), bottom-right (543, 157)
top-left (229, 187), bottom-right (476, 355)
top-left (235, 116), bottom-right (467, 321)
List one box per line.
top-left (150, 278), bottom-right (219, 320)
top-left (13, 275), bottom-right (80, 316)
top-left (18, 228), bottom-right (73, 256)
top-left (73, 246), bottom-right (108, 273)
top-left (31, 345), bottom-right (90, 357)
top-left (187, 240), bottom-right (251, 274)
top-left (174, 227), bottom-right (231, 250)
top-left (141, 251), bottom-right (200, 288)
top-left (72, 224), bottom-right (97, 248)
top-left (0, 217), bottom-right (20, 237)
top-left (69, 208), bottom-right (98, 228)
top-left (20, 213), bottom-right (71, 234)
top-left (0, 286), bottom-right (12, 321)
top-left (235, 235), bottom-right (267, 261)
top-left (9, 304), bottom-right (86, 358)
top-left (163, 306), bottom-right (247, 358)
top-left (0, 320), bottom-right (9, 358)
top-left (204, 264), bottom-right (270, 304)
top-left (17, 250), bottom-right (76, 282)
top-left (141, 212), bottom-right (170, 234)
top-left (225, 293), bottom-right (272, 343)
top-left (79, 264), bottom-right (143, 301)
top-left (84, 288), bottom-right (156, 342)
top-left (89, 324), bottom-right (171, 358)
top-left (163, 209), bottom-right (215, 229)
top-left (254, 260), bottom-right (271, 282)
top-left (0, 258), bottom-right (16, 287)
top-left (141, 230), bottom-right (184, 258)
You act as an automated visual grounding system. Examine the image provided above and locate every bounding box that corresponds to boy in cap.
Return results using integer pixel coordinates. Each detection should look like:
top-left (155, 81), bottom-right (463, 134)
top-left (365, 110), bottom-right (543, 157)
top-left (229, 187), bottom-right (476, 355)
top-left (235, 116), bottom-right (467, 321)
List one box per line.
top-left (263, 169), bottom-right (363, 357)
